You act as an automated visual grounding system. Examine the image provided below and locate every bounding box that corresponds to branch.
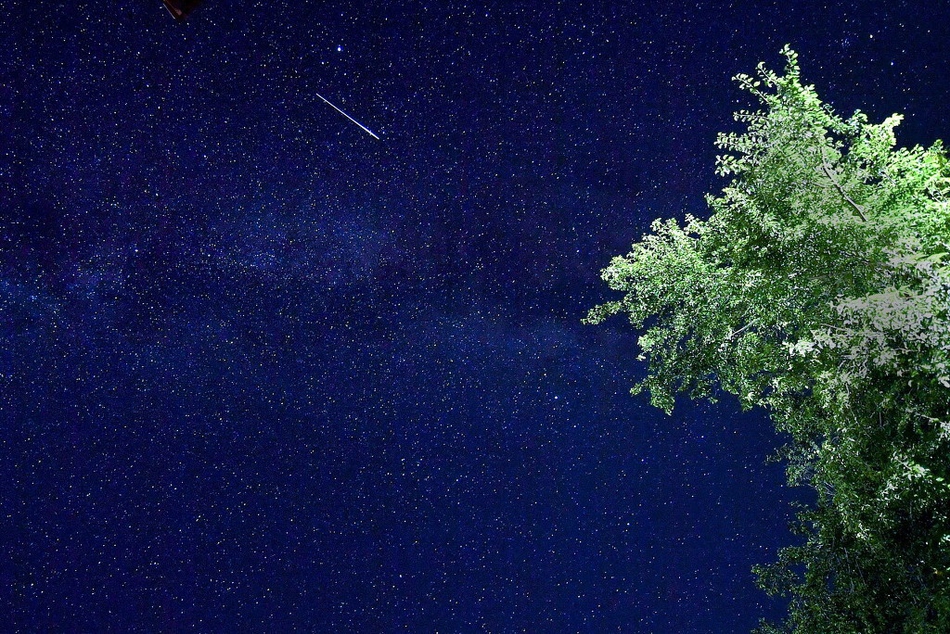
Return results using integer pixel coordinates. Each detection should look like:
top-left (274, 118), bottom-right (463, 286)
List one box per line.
top-left (727, 319), bottom-right (757, 340)
top-left (817, 157), bottom-right (868, 222)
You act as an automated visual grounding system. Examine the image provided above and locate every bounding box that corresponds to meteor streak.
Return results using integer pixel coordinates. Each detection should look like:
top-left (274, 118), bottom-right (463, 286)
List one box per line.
top-left (315, 92), bottom-right (380, 140)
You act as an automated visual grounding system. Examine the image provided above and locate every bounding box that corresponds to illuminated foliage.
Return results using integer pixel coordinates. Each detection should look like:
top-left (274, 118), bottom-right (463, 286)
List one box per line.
top-left (586, 47), bottom-right (950, 632)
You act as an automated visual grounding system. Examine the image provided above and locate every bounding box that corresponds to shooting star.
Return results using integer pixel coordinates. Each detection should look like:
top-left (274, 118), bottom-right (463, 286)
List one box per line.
top-left (315, 91), bottom-right (380, 140)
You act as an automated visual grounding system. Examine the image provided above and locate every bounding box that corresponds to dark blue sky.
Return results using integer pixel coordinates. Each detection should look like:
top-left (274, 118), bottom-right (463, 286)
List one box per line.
top-left (3, 1), bottom-right (949, 631)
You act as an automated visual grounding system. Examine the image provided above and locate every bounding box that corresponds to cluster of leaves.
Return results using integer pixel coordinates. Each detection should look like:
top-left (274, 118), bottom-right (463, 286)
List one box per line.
top-left (585, 46), bottom-right (950, 632)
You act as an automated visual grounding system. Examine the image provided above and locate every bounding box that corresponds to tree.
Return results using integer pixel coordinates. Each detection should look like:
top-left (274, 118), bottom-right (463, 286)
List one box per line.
top-left (585, 46), bottom-right (950, 632)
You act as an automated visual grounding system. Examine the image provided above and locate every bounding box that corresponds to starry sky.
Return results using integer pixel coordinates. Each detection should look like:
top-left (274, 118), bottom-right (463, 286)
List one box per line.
top-left (3, 1), bottom-right (950, 632)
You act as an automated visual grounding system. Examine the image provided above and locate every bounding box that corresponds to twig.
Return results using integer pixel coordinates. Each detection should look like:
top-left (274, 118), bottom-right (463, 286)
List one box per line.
top-left (817, 154), bottom-right (868, 222)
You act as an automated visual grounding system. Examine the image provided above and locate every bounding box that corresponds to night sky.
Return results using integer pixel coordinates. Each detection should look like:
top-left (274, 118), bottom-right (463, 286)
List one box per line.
top-left (3, 1), bottom-right (950, 632)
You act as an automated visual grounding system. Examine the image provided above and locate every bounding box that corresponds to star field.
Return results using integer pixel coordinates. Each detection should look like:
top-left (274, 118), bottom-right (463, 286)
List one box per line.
top-left (3, 1), bottom-right (950, 631)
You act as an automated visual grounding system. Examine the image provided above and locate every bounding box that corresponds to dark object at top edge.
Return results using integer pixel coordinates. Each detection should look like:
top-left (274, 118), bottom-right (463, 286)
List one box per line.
top-left (163, 0), bottom-right (203, 21)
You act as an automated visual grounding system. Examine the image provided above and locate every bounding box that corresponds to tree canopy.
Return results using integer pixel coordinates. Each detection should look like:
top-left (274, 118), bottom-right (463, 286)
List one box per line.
top-left (586, 46), bottom-right (950, 632)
